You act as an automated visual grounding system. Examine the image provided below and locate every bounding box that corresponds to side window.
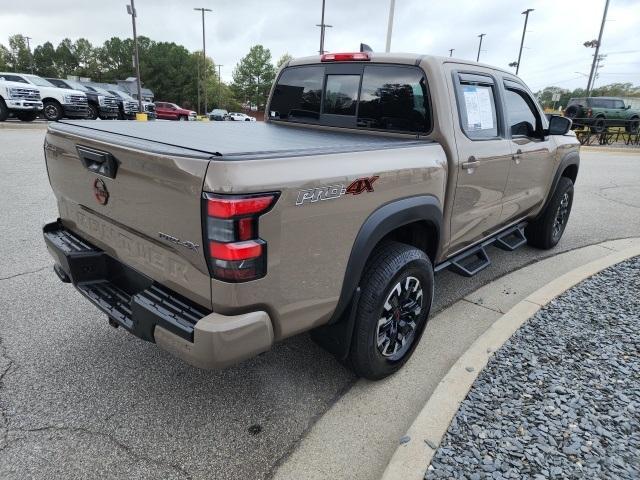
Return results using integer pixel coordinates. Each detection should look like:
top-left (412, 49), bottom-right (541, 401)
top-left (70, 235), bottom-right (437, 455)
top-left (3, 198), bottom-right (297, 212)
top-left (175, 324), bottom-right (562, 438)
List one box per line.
top-left (457, 80), bottom-right (499, 139)
top-left (270, 66), bottom-right (324, 120)
top-left (3, 74), bottom-right (28, 83)
top-left (505, 88), bottom-right (540, 138)
top-left (357, 65), bottom-right (430, 133)
top-left (613, 100), bottom-right (625, 109)
top-left (323, 75), bottom-right (359, 115)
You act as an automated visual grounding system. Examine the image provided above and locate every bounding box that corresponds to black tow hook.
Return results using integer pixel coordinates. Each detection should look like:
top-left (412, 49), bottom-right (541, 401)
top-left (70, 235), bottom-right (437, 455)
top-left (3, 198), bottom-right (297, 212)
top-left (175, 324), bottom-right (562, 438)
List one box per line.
top-left (108, 318), bottom-right (120, 329)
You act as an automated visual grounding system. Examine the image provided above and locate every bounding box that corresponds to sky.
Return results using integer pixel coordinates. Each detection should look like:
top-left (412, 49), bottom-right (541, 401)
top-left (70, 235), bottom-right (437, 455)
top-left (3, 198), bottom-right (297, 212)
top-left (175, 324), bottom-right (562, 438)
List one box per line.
top-left (1, 0), bottom-right (639, 92)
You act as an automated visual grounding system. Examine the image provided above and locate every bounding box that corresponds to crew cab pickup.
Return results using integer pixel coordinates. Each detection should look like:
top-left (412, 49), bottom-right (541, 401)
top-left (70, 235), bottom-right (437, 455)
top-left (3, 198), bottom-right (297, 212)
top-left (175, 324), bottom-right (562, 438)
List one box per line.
top-left (0, 77), bottom-right (43, 121)
top-left (42, 53), bottom-right (579, 379)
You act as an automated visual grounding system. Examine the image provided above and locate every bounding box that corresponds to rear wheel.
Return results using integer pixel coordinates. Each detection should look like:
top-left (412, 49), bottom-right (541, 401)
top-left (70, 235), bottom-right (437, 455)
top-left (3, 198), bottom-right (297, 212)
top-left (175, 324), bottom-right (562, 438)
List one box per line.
top-left (590, 116), bottom-right (606, 133)
top-left (16, 111), bottom-right (38, 122)
top-left (43, 100), bottom-right (63, 121)
top-left (348, 241), bottom-right (434, 380)
top-left (525, 177), bottom-right (574, 250)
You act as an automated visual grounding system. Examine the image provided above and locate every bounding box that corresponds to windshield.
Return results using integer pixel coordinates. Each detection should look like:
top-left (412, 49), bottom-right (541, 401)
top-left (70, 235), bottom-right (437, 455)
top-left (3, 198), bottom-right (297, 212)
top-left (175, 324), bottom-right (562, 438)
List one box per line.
top-left (24, 74), bottom-right (56, 87)
top-left (110, 90), bottom-right (131, 100)
top-left (62, 80), bottom-right (90, 92)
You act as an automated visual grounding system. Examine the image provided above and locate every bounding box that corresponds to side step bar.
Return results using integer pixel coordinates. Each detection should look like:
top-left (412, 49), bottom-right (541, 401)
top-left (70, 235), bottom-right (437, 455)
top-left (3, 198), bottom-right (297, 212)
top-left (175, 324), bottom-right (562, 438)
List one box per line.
top-left (435, 223), bottom-right (527, 278)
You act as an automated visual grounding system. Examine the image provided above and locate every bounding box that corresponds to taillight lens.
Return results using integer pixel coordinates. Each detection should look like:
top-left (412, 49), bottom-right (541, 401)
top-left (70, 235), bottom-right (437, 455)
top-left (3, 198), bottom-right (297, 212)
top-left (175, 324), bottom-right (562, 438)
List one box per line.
top-left (203, 192), bottom-right (278, 282)
top-left (321, 52), bottom-right (370, 62)
top-left (587, 108), bottom-right (592, 117)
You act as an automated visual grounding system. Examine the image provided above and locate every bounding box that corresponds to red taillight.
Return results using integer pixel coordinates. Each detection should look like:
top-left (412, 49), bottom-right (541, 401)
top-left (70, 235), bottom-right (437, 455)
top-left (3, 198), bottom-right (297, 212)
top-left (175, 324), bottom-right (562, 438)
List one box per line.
top-left (203, 193), bottom-right (277, 282)
top-left (207, 195), bottom-right (274, 219)
top-left (321, 52), bottom-right (370, 62)
top-left (587, 108), bottom-right (592, 117)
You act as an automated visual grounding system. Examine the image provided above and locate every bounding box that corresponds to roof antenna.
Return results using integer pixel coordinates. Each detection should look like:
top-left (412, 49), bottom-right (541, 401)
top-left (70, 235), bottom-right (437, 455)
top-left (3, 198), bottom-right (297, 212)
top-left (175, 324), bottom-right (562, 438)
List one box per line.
top-left (360, 43), bottom-right (373, 53)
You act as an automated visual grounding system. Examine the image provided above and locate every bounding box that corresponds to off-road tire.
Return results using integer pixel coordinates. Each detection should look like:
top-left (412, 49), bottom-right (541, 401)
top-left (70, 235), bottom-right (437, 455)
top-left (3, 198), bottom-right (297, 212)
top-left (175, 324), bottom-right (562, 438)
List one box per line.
top-left (627, 117), bottom-right (639, 134)
top-left (0, 99), bottom-right (8, 122)
top-left (43, 100), bottom-right (63, 121)
top-left (17, 111), bottom-right (38, 122)
top-left (87, 104), bottom-right (99, 120)
top-left (564, 105), bottom-right (580, 119)
top-left (590, 116), bottom-right (606, 134)
top-left (348, 241), bottom-right (434, 380)
top-left (526, 177), bottom-right (574, 250)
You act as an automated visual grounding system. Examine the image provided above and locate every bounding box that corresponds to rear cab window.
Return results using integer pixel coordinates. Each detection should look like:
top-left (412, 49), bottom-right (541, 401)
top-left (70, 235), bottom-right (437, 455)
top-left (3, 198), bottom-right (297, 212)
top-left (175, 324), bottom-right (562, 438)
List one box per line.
top-left (269, 63), bottom-right (431, 134)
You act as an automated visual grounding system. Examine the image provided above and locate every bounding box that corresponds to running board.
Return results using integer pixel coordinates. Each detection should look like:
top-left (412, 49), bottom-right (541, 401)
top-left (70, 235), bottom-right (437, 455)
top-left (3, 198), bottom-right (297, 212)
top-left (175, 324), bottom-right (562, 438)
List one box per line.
top-left (435, 222), bottom-right (528, 277)
top-left (494, 225), bottom-right (527, 251)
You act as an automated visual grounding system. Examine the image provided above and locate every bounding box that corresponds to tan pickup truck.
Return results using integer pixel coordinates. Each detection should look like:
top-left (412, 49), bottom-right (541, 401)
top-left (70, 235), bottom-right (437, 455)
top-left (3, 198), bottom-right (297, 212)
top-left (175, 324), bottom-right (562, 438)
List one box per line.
top-left (43, 52), bottom-right (579, 379)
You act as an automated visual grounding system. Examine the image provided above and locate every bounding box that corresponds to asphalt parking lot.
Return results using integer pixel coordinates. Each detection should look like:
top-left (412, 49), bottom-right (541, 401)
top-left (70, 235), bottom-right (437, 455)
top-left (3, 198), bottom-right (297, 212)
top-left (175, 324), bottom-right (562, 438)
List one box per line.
top-left (1, 126), bottom-right (639, 479)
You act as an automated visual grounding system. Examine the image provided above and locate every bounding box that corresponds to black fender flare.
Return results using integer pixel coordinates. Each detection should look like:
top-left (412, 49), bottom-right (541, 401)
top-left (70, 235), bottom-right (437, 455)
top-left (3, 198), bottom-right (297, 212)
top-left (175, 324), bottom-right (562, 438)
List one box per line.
top-left (312, 195), bottom-right (442, 359)
top-left (538, 150), bottom-right (580, 218)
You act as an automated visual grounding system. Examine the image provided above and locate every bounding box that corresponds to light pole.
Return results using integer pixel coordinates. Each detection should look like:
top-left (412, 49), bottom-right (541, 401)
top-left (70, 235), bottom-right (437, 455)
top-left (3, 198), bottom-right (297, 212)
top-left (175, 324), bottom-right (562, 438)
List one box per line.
top-left (25, 36), bottom-right (33, 73)
top-left (449, 48), bottom-right (454, 57)
top-left (385, 0), bottom-right (396, 53)
top-left (316, 0), bottom-right (332, 54)
top-left (476, 34), bottom-right (485, 62)
top-left (217, 64), bottom-right (223, 108)
top-left (126, 0), bottom-right (143, 114)
top-left (586, 0), bottom-right (610, 96)
top-left (194, 7), bottom-right (212, 115)
top-left (515, 8), bottom-right (534, 75)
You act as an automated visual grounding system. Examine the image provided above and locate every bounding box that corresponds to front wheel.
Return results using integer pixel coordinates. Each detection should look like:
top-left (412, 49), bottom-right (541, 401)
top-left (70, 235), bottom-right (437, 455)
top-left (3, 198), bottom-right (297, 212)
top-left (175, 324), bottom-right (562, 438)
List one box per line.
top-left (43, 101), bottom-right (63, 121)
top-left (627, 118), bottom-right (639, 134)
top-left (525, 176), bottom-right (574, 249)
top-left (348, 242), bottom-right (434, 380)
top-left (178, 115), bottom-right (187, 121)
top-left (0, 100), bottom-right (10, 121)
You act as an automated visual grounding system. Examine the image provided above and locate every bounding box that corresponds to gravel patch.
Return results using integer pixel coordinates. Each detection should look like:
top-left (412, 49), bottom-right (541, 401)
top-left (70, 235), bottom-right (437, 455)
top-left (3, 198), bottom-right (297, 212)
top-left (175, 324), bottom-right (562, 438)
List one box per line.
top-left (426, 256), bottom-right (640, 479)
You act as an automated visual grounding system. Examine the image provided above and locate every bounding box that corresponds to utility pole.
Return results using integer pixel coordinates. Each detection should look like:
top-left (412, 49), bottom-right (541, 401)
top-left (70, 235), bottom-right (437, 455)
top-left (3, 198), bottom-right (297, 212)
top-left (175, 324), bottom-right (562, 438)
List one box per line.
top-left (516, 8), bottom-right (534, 75)
top-left (385, 0), bottom-right (396, 53)
top-left (476, 34), bottom-right (485, 62)
top-left (194, 7), bottom-right (212, 115)
top-left (592, 54), bottom-right (606, 90)
top-left (316, 0), bottom-right (332, 54)
top-left (217, 64), bottom-right (223, 108)
top-left (25, 36), bottom-right (33, 73)
top-left (586, 0), bottom-right (610, 96)
top-left (449, 48), bottom-right (454, 57)
top-left (127, 0), bottom-right (143, 114)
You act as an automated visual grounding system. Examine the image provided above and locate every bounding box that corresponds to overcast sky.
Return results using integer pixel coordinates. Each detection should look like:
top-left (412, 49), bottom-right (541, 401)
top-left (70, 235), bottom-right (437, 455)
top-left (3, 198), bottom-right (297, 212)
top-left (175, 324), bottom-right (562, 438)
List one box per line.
top-left (2, 0), bottom-right (639, 92)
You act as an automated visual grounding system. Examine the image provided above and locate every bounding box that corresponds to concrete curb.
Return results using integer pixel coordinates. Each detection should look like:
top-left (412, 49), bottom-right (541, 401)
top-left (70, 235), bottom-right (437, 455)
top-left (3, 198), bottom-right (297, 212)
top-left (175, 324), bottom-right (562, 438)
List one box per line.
top-left (0, 121), bottom-right (48, 130)
top-left (382, 244), bottom-right (640, 480)
top-left (581, 146), bottom-right (640, 154)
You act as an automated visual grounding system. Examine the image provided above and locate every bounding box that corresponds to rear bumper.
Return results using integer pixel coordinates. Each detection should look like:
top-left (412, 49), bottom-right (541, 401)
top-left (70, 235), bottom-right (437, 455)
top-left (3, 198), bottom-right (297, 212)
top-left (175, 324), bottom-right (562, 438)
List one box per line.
top-left (42, 220), bottom-right (274, 369)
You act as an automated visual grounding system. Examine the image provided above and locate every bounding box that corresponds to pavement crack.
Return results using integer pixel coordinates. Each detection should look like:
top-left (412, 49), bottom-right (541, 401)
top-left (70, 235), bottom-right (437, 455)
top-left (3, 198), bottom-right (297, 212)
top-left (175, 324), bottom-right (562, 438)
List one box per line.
top-left (9, 425), bottom-right (192, 479)
top-left (0, 335), bottom-right (17, 453)
top-left (462, 298), bottom-right (505, 315)
top-left (0, 266), bottom-right (49, 282)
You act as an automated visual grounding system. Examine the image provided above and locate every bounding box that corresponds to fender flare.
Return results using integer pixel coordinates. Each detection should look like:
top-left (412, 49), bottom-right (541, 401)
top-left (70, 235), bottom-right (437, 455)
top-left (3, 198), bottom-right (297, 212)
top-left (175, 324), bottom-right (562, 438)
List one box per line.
top-left (330, 194), bottom-right (442, 325)
top-left (538, 150), bottom-right (580, 218)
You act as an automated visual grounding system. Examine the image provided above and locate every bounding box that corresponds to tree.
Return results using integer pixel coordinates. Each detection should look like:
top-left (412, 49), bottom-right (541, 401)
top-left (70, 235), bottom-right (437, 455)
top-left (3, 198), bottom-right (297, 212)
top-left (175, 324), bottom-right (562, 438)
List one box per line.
top-left (0, 44), bottom-right (10, 71)
top-left (7, 34), bottom-right (32, 72)
top-left (276, 53), bottom-right (293, 69)
top-left (231, 45), bottom-right (276, 110)
top-left (54, 38), bottom-right (78, 77)
top-left (33, 42), bottom-right (58, 77)
top-left (74, 38), bottom-right (100, 79)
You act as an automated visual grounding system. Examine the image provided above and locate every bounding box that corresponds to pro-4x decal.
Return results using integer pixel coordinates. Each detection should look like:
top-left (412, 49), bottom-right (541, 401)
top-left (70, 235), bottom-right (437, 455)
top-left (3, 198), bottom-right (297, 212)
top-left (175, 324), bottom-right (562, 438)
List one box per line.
top-left (296, 176), bottom-right (379, 206)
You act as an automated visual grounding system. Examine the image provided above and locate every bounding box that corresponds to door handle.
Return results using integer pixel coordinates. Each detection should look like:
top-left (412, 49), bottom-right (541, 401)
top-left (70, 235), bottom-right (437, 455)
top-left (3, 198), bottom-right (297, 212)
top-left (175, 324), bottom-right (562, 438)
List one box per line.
top-left (512, 149), bottom-right (522, 164)
top-left (461, 156), bottom-right (480, 170)
top-left (77, 145), bottom-right (119, 178)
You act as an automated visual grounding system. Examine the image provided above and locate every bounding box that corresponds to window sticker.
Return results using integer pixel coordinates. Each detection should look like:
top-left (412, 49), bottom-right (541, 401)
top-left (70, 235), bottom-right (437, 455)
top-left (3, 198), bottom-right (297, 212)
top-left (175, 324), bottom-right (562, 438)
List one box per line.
top-left (463, 85), bottom-right (494, 131)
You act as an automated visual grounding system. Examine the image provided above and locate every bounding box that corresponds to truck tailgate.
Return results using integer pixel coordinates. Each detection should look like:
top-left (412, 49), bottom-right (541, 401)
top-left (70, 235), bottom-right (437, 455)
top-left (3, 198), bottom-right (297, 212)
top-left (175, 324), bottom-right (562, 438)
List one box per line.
top-left (44, 122), bottom-right (212, 308)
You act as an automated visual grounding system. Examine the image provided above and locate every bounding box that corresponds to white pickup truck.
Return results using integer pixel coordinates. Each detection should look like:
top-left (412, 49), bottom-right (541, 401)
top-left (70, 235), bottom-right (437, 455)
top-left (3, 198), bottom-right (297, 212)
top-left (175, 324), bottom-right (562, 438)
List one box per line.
top-left (0, 77), bottom-right (43, 122)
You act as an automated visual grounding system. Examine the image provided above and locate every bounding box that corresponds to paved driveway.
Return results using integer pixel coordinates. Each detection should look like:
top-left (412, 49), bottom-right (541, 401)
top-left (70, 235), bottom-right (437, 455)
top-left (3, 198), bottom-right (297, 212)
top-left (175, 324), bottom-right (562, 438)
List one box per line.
top-left (0, 128), bottom-right (638, 479)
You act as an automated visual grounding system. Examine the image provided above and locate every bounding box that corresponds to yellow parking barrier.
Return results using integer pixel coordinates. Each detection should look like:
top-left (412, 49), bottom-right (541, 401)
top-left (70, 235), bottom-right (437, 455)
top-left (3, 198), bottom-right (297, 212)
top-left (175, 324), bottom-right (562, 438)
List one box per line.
top-left (135, 113), bottom-right (148, 121)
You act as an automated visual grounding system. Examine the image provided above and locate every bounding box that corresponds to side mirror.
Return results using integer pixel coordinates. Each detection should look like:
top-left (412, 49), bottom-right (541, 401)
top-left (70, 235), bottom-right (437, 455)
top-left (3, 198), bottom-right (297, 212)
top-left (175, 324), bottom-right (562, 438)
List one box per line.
top-left (547, 115), bottom-right (572, 136)
top-left (626, 105), bottom-right (631, 110)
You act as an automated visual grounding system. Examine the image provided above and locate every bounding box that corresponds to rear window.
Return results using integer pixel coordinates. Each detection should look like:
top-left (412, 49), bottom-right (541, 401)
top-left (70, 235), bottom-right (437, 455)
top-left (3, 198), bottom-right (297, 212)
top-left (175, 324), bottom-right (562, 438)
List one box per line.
top-left (269, 64), bottom-right (430, 134)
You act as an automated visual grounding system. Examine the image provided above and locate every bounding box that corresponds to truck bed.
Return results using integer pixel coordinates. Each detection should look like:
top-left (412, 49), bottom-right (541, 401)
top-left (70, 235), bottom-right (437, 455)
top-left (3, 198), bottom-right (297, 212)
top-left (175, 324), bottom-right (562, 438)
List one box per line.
top-left (52, 120), bottom-right (428, 159)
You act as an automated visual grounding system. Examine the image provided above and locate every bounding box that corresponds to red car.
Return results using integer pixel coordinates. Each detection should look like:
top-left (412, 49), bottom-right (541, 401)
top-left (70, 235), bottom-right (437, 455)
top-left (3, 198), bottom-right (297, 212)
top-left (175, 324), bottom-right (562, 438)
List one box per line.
top-left (154, 102), bottom-right (196, 121)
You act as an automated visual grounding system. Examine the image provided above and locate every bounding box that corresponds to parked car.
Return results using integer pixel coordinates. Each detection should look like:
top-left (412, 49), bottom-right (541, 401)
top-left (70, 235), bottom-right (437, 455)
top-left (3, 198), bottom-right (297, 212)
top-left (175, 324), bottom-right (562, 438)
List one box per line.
top-left (209, 108), bottom-right (229, 121)
top-left (42, 52), bottom-right (579, 380)
top-left (0, 72), bottom-right (87, 120)
top-left (564, 96), bottom-right (640, 134)
top-left (46, 79), bottom-right (119, 120)
top-left (228, 112), bottom-right (256, 121)
top-left (0, 77), bottom-right (43, 121)
top-left (103, 89), bottom-right (139, 120)
top-left (155, 102), bottom-right (196, 121)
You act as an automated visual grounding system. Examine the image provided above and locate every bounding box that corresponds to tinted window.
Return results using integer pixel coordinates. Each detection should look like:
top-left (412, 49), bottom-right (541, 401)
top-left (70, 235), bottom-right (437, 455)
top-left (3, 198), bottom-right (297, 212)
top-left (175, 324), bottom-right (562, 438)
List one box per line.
top-left (458, 82), bottom-right (498, 139)
top-left (505, 89), bottom-right (539, 137)
top-left (323, 75), bottom-right (359, 115)
top-left (590, 98), bottom-right (608, 108)
top-left (270, 66), bottom-right (323, 120)
top-left (613, 100), bottom-right (625, 109)
top-left (1, 74), bottom-right (28, 83)
top-left (358, 66), bottom-right (429, 132)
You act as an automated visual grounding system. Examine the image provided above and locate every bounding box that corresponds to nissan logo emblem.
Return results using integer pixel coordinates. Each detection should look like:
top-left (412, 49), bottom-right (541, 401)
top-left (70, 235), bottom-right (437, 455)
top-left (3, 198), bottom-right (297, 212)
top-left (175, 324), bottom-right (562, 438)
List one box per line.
top-left (93, 178), bottom-right (109, 205)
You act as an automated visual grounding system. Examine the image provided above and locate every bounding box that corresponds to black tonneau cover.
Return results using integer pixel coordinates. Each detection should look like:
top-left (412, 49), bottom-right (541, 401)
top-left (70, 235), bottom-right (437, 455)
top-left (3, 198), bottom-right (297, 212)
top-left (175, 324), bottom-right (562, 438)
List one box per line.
top-left (52, 120), bottom-right (427, 159)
